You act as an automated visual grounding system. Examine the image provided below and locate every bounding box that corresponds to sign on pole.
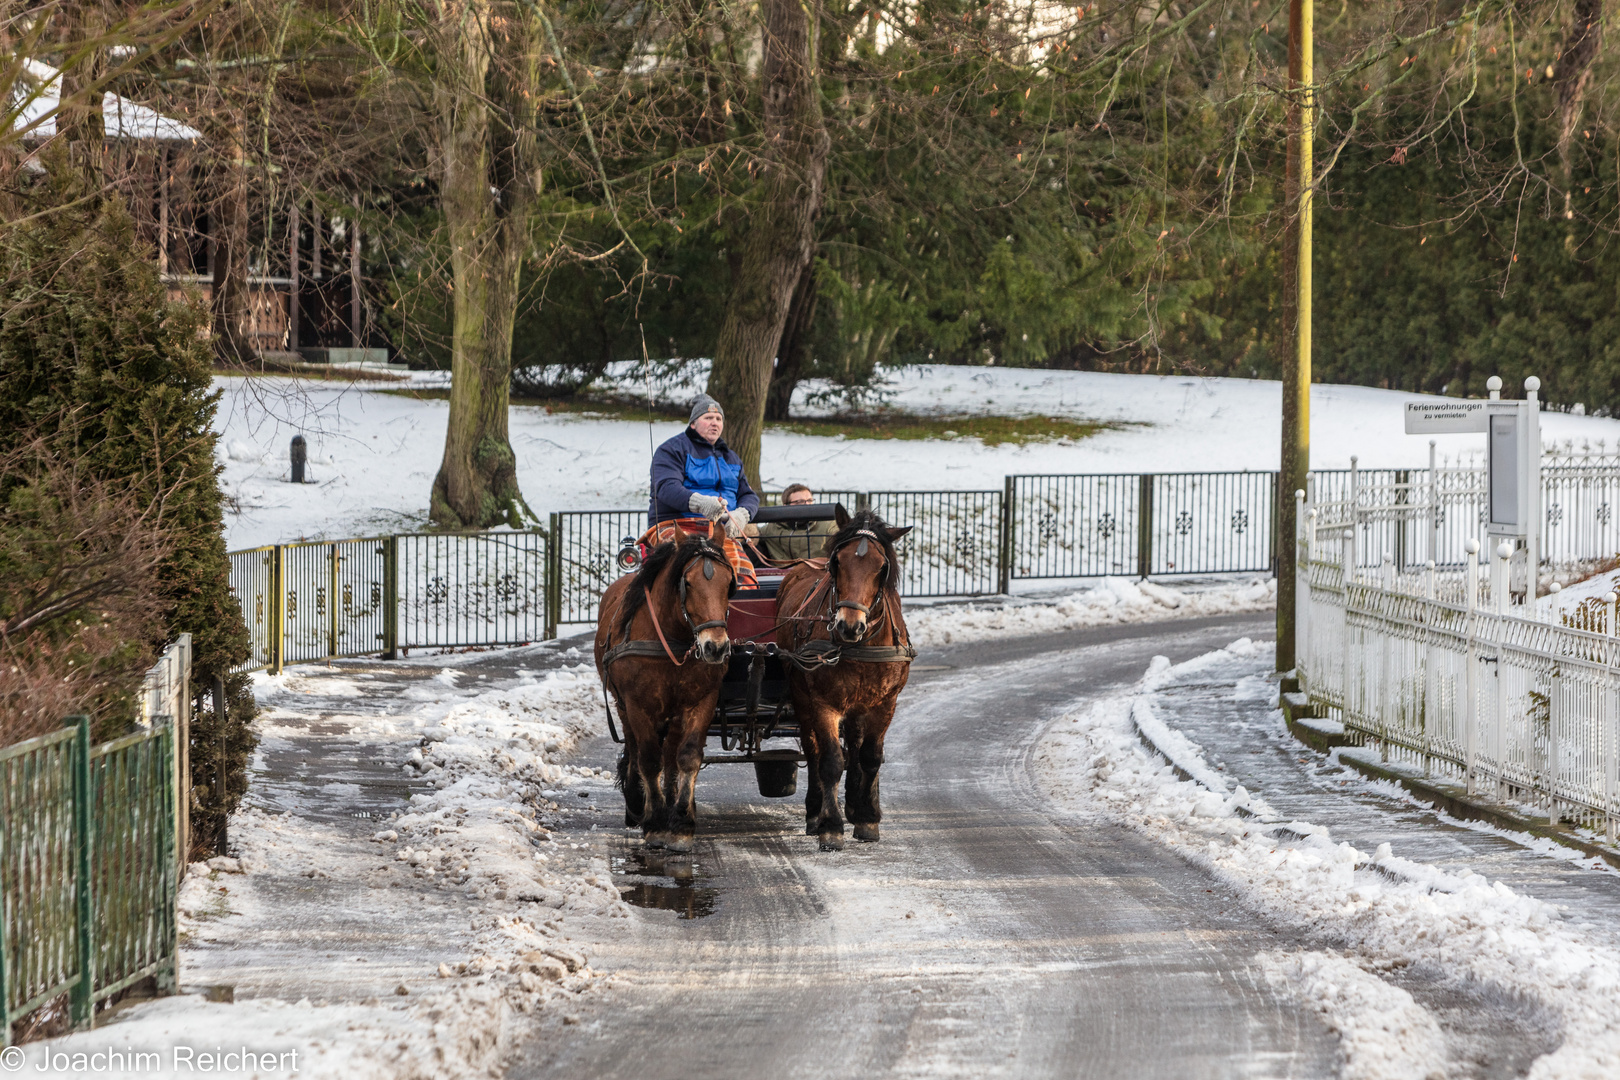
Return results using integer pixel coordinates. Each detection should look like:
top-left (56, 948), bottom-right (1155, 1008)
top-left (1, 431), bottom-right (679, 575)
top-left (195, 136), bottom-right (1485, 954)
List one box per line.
top-left (1404, 400), bottom-right (1488, 434)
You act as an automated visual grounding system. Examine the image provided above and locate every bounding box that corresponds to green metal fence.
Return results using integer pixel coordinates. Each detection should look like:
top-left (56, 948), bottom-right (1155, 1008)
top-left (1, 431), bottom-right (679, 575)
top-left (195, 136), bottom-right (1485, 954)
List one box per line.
top-left (1, 716), bottom-right (176, 1045)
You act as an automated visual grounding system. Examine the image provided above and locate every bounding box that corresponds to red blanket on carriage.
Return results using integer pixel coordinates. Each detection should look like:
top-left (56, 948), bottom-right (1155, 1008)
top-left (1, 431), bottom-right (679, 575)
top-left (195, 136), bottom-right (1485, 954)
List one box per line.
top-left (638, 517), bottom-right (757, 586)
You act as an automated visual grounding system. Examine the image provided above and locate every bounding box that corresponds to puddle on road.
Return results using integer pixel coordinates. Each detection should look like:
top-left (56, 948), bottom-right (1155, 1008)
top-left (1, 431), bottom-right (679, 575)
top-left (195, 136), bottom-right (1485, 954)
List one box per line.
top-left (611, 848), bottom-right (718, 919)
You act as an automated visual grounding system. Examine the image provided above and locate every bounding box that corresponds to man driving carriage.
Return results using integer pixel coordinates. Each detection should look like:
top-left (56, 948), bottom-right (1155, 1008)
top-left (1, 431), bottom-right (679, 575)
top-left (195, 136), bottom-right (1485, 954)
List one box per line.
top-left (647, 394), bottom-right (760, 582)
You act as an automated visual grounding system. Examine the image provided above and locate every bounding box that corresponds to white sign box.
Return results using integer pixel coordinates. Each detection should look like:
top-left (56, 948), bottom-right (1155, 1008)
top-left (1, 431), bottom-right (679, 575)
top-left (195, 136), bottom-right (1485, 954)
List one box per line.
top-left (1405, 400), bottom-right (1488, 433)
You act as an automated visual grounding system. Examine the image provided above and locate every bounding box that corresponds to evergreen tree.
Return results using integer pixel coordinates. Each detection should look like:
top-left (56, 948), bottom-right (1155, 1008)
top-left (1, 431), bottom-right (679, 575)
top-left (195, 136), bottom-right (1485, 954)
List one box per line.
top-left (0, 159), bottom-right (254, 853)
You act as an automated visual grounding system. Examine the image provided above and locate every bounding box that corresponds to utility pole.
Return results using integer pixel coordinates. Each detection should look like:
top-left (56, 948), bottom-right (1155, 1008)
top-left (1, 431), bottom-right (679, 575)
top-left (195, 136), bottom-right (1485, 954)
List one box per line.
top-left (1277, 0), bottom-right (1313, 673)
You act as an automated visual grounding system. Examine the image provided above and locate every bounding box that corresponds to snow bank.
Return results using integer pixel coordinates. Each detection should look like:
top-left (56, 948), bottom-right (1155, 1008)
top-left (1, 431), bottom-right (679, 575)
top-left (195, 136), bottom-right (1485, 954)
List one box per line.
top-left (1259, 951), bottom-right (1449, 1080)
top-left (19, 668), bottom-right (627, 1080)
top-left (906, 577), bottom-right (1275, 648)
top-left (384, 668), bottom-right (630, 920)
top-left (1035, 642), bottom-right (1620, 1079)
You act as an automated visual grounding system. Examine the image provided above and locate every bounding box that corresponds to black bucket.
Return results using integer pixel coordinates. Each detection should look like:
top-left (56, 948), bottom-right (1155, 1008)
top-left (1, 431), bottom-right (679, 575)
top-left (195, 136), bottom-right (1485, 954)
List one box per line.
top-left (753, 752), bottom-right (799, 798)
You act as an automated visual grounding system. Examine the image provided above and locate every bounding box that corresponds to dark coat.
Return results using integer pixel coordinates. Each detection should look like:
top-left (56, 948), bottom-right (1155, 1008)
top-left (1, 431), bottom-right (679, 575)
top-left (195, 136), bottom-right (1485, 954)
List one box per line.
top-left (648, 426), bottom-right (760, 525)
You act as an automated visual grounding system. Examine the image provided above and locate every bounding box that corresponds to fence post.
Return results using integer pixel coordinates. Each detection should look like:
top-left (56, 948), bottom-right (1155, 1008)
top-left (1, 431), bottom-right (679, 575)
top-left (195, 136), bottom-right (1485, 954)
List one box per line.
top-left (546, 513), bottom-right (561, 641)
top-left (1464, 538), bottom-right (1479, 794)
top-left (328, 542), bottom-right (340, 660)
top-left (1137, 474), bottom-right (1154, 580)
top-left (1270, 472), bottom-right (1281, 578)
top-left (176, 634), bottom-right (191, 873)
top-left (1394, 469), bottom-right (1410, 572)
top-left (1296, 493), bottom-right (1310, 685)
top-left (270, 545), bottom-right (285, 675)
top-left (383, 536), bottom-right (399, 659)
top-left (159, 719), bottom-right (178, 994)
top-left (68, 714), bottom-right (93, 1029)
top-left (998, 476), bottom-right (1013, 595)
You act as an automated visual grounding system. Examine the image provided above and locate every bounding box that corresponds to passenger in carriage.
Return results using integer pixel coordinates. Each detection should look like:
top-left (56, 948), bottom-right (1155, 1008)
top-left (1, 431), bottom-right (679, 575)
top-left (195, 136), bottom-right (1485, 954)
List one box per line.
top-left (754, 483), bottom-right (837, 562)
top-left (646, 394), bottom-right (760, 582)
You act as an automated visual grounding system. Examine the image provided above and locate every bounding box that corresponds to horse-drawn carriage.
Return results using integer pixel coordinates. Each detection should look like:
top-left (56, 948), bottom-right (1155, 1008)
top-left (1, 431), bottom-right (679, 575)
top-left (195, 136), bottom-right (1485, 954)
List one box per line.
top-left (597, 503), bottom-right (915, 851)
top-left (612, 503), bottom-right (840, 797)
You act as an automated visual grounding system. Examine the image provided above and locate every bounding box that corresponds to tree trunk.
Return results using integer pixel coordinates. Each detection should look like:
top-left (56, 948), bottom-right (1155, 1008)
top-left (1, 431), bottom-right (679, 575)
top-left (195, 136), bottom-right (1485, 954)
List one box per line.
top-left (57, 5), bottom-right (107, 186)
top-left (1555, 0), bottom-right (1604, 233)
top-left (428, 0), bottom-right (538, 530)
top-left (211, 133), bottom-right (253, 366)
top-left (765, 258), bottom-right (817, 421)
top-left (705, 0), bottom-right (829, 481)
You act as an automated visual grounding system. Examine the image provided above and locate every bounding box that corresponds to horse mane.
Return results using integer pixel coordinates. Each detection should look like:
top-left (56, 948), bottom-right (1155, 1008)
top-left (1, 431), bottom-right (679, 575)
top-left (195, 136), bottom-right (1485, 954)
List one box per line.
top-left (615, 532), bottom-right (734, 641)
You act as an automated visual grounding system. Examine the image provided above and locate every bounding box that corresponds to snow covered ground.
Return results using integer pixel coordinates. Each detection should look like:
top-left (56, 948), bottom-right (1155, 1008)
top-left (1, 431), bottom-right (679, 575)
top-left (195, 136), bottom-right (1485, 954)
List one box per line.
top-left (1037, 641), bottom-right (1620, 1079)
top-left (14, 654), bottom-right (629, 1080)
top-left (905, 575), bottom-right (1276, 647)
top-left (214, 364), bottom-right (1620, 550)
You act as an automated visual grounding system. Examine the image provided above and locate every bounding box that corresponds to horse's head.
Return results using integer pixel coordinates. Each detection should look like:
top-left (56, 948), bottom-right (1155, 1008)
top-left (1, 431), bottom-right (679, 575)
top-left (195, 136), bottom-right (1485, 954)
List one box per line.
top-left (676, 520), bottom-right (736, 664)
top-left (827, 506), bottom-right (912, 644)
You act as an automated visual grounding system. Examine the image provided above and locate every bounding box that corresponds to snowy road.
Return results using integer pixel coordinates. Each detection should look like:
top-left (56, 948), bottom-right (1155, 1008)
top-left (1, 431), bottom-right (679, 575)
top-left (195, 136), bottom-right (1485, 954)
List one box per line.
top-left (513, 615), bottom-right (1349, 1079)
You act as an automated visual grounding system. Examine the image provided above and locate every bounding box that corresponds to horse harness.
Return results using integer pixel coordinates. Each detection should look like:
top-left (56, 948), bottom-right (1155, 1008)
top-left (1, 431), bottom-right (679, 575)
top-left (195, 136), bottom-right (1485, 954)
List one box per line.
top-left (599, 530), bottom-right (916, 738)
top-left (780, 529), bottom-right (917, 670)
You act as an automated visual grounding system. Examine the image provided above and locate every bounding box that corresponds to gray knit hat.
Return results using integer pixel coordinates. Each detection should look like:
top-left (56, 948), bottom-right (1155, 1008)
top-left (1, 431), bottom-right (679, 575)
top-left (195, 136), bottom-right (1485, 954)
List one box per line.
top-left (689, 394), bottom-right (724, 424)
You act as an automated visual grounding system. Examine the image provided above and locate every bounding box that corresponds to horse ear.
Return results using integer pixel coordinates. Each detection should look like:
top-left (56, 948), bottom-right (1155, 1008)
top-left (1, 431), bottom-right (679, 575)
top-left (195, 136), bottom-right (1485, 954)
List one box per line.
top-left (834, 504), bottom-right (851, 529)
top-left (886, 525), bottom-right (913, 543)
top-left (708, 518), bottom-right (724, 544)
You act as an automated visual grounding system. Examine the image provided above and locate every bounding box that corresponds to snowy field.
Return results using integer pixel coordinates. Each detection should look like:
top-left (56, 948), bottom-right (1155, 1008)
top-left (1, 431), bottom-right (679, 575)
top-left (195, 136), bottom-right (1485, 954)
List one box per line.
top-left (1038, 642), bottom-right (1620, 1080)
top-left (214, 365), bottom-right (1620, 550)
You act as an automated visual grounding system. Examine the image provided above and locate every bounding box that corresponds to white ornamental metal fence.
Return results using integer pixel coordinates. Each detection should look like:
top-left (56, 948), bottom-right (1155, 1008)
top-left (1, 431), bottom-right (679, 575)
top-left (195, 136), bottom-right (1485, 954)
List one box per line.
top-left (1297, 481), bottom-right (1620, 839)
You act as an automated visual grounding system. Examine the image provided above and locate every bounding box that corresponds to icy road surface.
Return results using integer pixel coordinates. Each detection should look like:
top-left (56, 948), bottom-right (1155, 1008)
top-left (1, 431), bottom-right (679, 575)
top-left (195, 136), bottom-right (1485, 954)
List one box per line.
top-left (517, 614), bottom-right (1347, 1079)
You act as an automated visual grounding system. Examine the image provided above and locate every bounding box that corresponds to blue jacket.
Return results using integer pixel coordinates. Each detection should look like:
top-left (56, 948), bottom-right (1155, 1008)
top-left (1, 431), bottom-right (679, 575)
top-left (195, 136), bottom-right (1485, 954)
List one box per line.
top-left (649, 427), bottom-right (760, 525)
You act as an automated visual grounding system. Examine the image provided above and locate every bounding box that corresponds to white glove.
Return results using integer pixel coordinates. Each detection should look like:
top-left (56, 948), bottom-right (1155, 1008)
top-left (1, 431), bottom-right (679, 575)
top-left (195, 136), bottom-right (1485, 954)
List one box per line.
top-left (724, 507), bottom-right (750, 539)
top-left (688, 493), bottom-right (727, 520)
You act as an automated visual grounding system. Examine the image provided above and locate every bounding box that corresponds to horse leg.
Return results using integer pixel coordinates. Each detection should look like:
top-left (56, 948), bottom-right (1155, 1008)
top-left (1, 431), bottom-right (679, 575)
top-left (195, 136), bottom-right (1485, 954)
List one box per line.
top-left (664, 709), bottom-right (708, 853)
top-left (801, 727), bottom-right (823, 836)
top-left (846, 702), bottom-right (894, 842)
top-left (841, 714), bottom-right (868, 830)
top-left (637, 728), bottom-right (672, 848)
top-left (804, 702), bottom-right (846, 851)
top-left (618, 732), bottom-right (645, 828)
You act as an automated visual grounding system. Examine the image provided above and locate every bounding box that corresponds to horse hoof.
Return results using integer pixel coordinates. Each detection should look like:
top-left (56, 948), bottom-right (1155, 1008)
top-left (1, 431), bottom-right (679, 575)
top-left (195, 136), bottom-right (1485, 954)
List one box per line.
top-left (852, 823), bottom-right (880, 843)
top-left (805, 821), bottom-right (818, 837)
top-left (664, 834), bottom-right (694, 854)
top-left (818, 833), bottom-right (845, 852)
top-left (644, 832), bottom-right (670, 849)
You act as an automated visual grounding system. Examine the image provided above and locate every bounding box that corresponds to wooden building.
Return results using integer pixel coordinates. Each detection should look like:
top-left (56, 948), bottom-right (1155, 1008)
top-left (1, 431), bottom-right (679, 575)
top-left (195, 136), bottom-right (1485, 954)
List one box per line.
top-left (15, 62), bottom-right (386, 363)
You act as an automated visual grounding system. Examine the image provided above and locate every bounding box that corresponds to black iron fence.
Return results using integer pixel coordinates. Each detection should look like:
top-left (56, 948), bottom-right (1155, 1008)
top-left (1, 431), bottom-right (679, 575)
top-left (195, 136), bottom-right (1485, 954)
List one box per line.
top-left (227, 471), bottom-right (1287, 672)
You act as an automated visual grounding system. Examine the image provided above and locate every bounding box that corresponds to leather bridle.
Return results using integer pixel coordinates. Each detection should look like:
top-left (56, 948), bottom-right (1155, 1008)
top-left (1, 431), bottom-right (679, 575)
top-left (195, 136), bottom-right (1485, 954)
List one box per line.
top-left (825, 528), bottom-right (891, 641)
top-left (646, 539), bottom-right (736, 665)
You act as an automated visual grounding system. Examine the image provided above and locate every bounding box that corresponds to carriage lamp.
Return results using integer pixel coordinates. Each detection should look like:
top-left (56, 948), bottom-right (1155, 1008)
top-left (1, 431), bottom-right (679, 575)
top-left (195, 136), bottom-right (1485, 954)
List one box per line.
top-left (616, 537), bottom-right (642, 572)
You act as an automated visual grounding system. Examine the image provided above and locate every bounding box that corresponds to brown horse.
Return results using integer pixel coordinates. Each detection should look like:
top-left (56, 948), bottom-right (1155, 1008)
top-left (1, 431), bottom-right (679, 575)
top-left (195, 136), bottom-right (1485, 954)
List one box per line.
top-left (595, 522), bottom-right (736, 852)
top-left (777, 507), bottom-right (915, 851)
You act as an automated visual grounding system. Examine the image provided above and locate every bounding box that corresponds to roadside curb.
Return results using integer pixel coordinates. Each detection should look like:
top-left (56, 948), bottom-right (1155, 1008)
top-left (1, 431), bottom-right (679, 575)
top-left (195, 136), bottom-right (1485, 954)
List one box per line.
top-left (1279, 691), bottom-right (1620, 872)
